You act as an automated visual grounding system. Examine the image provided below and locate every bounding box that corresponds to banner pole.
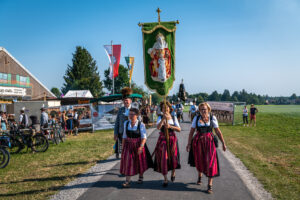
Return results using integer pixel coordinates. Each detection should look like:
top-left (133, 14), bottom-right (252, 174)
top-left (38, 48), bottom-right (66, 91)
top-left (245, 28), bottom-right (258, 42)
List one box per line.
top-left (128, 54), bottom-right (131, 88)
top-left (164, 96), bottom-right (171, 165)
top-left (111, 40), bottom-right (114, 94)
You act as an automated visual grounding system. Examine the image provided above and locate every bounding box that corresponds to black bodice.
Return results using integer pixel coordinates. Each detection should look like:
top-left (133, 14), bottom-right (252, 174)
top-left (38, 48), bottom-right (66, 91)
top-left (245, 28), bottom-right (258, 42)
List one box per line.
top-left (126, 121), bottom-right (141, 138)
top-left (196, 115), bottom-right (213, 133)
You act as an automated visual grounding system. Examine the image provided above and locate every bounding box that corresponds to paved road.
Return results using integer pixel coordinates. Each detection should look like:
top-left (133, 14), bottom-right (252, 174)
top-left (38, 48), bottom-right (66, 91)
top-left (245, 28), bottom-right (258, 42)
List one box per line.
top-left (78, 117), bottom-right (255, 200)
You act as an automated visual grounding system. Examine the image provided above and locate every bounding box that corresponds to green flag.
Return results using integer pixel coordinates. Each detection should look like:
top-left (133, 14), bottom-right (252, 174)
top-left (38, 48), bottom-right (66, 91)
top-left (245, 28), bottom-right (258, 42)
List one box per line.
top-left (140, 22), bottom-right (177, 96)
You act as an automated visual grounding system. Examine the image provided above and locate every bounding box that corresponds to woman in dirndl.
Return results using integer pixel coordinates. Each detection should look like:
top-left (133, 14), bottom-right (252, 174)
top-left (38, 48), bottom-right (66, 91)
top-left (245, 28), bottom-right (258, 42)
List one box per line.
top-left (120, 108), bottom-right (153, 188)
top-left (154, 101), bottom-right (181, 187)
top-left (186, 102), bottom-right (226, 194)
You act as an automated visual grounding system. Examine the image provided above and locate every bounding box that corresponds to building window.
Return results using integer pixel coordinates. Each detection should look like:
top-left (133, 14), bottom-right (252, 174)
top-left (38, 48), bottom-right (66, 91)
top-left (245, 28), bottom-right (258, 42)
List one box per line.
top-left (0, 73), bottom-right (8, 84)
top-left (17, 75), bottom-right (30, 87)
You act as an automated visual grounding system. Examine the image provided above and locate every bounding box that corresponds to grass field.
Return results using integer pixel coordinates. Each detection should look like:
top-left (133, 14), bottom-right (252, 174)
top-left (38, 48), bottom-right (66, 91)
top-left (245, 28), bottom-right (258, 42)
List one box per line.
top-left (221, 105), bottom-right (300, 200)
top-left (0, 130), bottom-right (114, 200)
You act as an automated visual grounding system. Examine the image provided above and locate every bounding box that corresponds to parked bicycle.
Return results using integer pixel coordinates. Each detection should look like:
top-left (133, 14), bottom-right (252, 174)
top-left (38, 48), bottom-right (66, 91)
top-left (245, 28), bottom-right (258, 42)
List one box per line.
top-left (5, 128), bottom-right (49, 153)
top-left (0, 146), bottom-right (10, 168)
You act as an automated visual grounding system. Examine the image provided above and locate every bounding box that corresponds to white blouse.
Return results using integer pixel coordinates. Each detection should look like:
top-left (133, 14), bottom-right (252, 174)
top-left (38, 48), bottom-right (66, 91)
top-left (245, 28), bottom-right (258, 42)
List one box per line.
top-left (191, 115), bottom-right (219, 129)
top-left (156, 115), bottom-right (180, 129)
top-left (122, 120), bottom-right (147, 139)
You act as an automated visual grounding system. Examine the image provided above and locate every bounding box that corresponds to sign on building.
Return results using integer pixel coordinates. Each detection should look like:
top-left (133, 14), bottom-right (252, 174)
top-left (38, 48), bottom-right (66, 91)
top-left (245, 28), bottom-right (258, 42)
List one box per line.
top-left (0, 86), bottom-right (26, 96)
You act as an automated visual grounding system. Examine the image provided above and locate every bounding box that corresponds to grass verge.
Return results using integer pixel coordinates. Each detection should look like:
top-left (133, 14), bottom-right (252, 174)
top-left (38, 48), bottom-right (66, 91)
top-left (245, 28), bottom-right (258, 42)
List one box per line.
top-left (221, 111), bottom-right (300, 200)
top-left (0, 130), bottom-right (114, 200)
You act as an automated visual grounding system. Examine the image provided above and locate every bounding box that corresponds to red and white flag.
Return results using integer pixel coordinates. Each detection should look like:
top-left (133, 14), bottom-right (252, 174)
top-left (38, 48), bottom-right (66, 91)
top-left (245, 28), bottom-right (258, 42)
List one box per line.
top-left (104, 44), bottom-right (121, 79)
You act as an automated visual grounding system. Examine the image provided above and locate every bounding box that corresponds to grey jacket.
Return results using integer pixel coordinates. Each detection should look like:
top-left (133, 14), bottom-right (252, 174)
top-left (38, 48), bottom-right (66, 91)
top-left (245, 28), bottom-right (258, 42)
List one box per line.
top-left (114, 107), bottom-right (129, 136)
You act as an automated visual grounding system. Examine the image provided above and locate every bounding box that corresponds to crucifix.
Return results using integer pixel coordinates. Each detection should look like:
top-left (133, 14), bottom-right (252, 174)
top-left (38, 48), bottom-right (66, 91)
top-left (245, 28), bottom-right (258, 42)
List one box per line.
top-left (156, 8), bottom-right (161, 23)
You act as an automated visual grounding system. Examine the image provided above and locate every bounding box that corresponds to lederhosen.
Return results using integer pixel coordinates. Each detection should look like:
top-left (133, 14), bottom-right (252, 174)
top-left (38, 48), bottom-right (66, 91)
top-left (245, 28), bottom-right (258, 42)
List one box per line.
top-left (120, 120), bottom-right (153, 176)
top-left (188, 115), bottom-right (220, 178)
top-left (153, 116), bottom-right (181, 175)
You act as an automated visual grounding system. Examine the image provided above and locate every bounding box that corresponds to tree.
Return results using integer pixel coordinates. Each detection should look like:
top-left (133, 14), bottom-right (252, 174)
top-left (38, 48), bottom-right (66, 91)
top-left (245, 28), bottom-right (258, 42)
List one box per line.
top-left (151, 93), bottom-right (163, 105)
top-left (51, 87), bottom-right (61, 98)
top-left (221, 89), bottom-right (231, 101)
top-left (61, 46), bottom-right (103, 97)
top-left (103, 64), bottom-right (129, 94)
top-left (290, 93), bottom-right (297, 100)
top-left (208, 91), bottom-right (221, 101)
top-left (197, 96), bottom-right (204, 103)
top-left (131, 83), bottom-right (147, 97)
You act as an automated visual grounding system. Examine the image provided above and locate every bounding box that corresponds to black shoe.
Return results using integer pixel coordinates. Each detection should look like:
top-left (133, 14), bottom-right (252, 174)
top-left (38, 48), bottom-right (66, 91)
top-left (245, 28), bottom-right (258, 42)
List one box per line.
top-left (138, 176), bottom-right (143, 184)
top-left (171, 176), bottom-right (175, 182)
top-left (207, 184), bottom-right (213, 194)
top-left (197, 176), bottom-right (202, 185)
top-left (163, 181), bottom-right (168, 187)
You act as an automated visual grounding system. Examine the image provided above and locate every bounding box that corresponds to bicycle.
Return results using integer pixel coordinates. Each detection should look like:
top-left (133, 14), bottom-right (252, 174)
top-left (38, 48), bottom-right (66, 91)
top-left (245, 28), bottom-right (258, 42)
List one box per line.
top-left (8, 128), bottom-right (49, 153)
top-left (0, 146), bottom-right (10, 169)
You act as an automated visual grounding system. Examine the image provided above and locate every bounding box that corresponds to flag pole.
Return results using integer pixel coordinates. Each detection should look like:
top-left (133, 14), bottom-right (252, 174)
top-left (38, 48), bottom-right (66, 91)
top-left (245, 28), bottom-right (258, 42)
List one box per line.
top-left (111, 40), bottom-right (114, 94)
top-left (128, 54), bottom-right (132, 88)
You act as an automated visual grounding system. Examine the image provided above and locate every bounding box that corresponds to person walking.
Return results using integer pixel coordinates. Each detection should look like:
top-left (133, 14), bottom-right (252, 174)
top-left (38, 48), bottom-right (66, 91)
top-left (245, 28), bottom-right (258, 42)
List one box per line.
top-left (175, 101), bottom-right (184, 122)
top-left (114, 87), bottom-right (133, 159)
top-left (19, 109), bottom-right (29, 129)
top-left (40, 108), bottom-right (49, 129)
top-left (186, 102), bottom-right (226, 194)
top-left (189, 100), bottom-right (198, 122)
top-left (120, 108), bottom-right (153, 188)
top-left (249, 104), bottom-right (258, 127)
top-left (243, 105), bottom-right (249, 126)
top-left (66, 109), bottom-right (73, 135)
top-left (153, 101), bottom-right (181, 187)
top-left (0, 111), bottom-right (7, 131)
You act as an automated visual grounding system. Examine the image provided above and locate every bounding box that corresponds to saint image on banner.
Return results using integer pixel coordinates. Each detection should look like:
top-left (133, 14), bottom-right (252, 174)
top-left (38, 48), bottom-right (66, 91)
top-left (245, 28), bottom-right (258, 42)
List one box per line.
top-left (147, 33), bottom-right (171, 82)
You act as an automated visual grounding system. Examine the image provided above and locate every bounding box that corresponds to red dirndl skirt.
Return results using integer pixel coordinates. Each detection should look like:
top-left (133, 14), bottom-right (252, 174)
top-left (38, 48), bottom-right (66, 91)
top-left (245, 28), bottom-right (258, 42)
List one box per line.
top-left (120, 138), bottom-right (153, 176)
top-left (188, 132), bottom-right (220, 177)
top-left (153, 131), bottom-right (181, 175)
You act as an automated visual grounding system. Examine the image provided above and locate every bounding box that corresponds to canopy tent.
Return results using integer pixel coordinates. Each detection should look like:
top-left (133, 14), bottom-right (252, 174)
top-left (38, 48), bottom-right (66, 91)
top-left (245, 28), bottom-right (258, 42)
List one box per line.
top-left (90, 93), bottom-right (143, 103)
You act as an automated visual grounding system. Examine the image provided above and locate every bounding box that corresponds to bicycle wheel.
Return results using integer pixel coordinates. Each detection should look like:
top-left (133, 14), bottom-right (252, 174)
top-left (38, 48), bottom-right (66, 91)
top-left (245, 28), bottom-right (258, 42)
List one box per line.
top-left (32, 134), bottom-right (49, 152)
top-left (0, 148), bottom-right (10, 168)
top-left (8, 137), bottom-right (23, 154)
top-left (51, 130), bottom-right (60, 145)
top-left (58, 128), bottom-right (66, 143)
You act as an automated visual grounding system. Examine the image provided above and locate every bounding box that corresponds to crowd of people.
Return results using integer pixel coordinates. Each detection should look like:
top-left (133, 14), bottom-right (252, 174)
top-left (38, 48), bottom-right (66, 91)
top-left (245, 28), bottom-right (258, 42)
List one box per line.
top-left (0, 107), bottom-right (84, 136)
top-left (114, 87), bottom-right (227, 194)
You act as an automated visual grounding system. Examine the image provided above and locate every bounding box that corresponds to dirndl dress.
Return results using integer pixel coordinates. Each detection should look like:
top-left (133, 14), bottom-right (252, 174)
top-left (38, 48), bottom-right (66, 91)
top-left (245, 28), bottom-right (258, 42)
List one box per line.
top-left (153, 126), bottom-right (181, 175)
top-left (120, 121), bottom-right (153, 176)
top-left (188, 115), bottom-right (220, 178)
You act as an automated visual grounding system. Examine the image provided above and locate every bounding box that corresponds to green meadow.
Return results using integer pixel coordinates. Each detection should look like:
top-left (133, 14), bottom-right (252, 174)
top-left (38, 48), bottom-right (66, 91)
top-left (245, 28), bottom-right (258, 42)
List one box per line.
top-left (0, 130), bottom-right (115, 200)
top-left (222, 105), bottom-right (300, 200)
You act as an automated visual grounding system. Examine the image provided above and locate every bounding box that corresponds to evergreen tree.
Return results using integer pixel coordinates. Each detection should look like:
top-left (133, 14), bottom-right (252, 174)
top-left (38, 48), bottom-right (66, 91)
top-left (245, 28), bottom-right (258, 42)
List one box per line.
top-left (221, 89), bottom-right (231, 101)
top-left (61, 46), bottom-right (103, 97)
top-left (208, 91), bottom-right (221, 101)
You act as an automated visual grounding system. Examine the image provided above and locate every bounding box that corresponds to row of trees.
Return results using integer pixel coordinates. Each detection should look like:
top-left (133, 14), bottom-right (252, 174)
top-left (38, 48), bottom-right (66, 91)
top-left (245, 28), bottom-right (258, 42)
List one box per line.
top-left (50, 46), bottom-right (146, 98)
top-left (50, 46), bottom-right (299, 106)
top-left (169, 89), bottom-right (300, 105)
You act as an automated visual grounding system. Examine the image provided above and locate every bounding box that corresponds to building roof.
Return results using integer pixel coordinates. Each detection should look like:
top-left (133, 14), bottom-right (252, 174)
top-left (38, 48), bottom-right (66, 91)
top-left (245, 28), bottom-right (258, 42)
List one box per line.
top-left (64, 90), bottom-right (94, 98)
top-left (0, 47), bottom-right (56, 97)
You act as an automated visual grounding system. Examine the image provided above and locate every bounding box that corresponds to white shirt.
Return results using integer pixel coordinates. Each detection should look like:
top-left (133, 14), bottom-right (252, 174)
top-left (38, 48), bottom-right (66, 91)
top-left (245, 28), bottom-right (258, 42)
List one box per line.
top-left (191, 115), bottom-right (219, 129)
top-left (156, 115), bottom-right (181, 129)
top-left (122, 120), bottom-right (147, 139)
top-left (124, 105), bottom-right (131, 117)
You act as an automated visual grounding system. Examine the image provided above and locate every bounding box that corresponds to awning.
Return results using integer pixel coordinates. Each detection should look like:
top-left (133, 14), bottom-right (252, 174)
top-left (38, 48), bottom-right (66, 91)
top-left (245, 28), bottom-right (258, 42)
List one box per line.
top-left (90, 93), bottom-right (143, 103)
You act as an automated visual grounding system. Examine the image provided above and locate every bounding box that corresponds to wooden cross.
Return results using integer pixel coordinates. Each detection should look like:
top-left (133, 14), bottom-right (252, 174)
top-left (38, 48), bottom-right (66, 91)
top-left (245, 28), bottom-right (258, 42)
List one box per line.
top-left (156, 8), bottom-right (161, 23)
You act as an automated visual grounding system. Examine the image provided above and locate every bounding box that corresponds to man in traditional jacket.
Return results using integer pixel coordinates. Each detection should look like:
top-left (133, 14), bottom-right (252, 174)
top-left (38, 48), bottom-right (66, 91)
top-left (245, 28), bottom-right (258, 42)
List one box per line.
top-left (114, 87), bottom-right (133, 158)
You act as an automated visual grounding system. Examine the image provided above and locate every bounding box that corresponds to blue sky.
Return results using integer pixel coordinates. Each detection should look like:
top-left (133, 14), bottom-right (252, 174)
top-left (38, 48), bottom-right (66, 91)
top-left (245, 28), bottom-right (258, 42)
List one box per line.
top-left (1, 0), bottom-right (300, 96)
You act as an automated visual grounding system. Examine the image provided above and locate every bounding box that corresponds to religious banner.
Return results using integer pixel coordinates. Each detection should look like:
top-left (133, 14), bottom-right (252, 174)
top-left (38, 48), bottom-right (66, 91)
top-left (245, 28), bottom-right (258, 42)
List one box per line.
top-left (104, 44), bottom-right (121, 78)
top-left (139, 20), bottom-right (178, 96)
top-left (125, 56), bottom-right (134, 84)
